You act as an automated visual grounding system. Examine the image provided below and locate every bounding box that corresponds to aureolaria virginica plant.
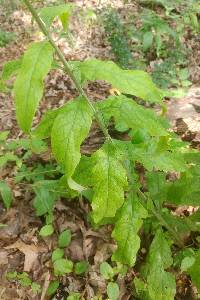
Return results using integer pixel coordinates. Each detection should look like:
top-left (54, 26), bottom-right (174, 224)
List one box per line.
top-left (1, 1), bottom-right (200, 299)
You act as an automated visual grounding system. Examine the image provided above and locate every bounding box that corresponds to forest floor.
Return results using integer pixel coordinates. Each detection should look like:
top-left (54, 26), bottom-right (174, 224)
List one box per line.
top-left (0, 1), bottom-right (200, 300)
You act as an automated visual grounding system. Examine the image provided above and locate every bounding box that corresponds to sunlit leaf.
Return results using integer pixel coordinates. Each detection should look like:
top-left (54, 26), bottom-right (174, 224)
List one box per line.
top-left (14, 41), bottom-right (54, 132)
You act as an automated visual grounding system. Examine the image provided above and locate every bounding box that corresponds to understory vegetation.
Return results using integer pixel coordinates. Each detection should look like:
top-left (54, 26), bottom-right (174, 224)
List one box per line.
top-left (0, 0), bottom-right (200, 299)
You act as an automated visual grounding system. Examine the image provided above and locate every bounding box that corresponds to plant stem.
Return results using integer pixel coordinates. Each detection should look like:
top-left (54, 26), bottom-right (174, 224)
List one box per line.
top-left (23, 0), bottom-right (111, 141)
top-left (137, 189), bottom-right (184, 248)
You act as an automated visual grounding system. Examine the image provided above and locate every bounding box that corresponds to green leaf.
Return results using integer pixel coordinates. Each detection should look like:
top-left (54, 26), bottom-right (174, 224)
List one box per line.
top-left (0, 152), bottom-right (19, 168)
top-left (146, 171), bottom-right (167, 209)
top-left (181, 256), bottom-right (195, 272)
top-left (148, 265), bottom-right (176, 300)
top-left (32, 109), bottom-right (59, 139)
top-left (189, 13), bottom-right (199, 32)
top-left (0, 130), bottom-right (9, 141)
top-left (33, 181), bottom-right (59, 216)
top-left (60, 12), bottom-right (71, 31)
top-left (134, 277), bottom-right (149, 300)
top-left (91, 142), bottom-right (128, 223)
top-left (52, 248), bottom-right (64, 262)
top-left (17, 272), bottom-right (32, 287)
top-left (142, 229), bottom-right (176, 300)
top-left (6, 271), bottom-right (18, 279)
top-left (167, 167), bottom-right (200, 206)
top-left (47, 280), bottom-right (59, 296)
top-left (39, 4), bottom-right (74, 29)
top-left (0, 181), bottom-right (12, 209)
top-left (112, 195), bottom-right (147, 267)
top-left (30, 137), bottom-right (48, 154)
top-left (31, 282), bottom-right (41, 294)
top-left (2, 58), bottom-right (22, 81)
top-left (74, 59), bottom-right (164, 103)
top-left (14, 41), bottom-right (54, 133)
top-left (173, 248), bottom-right (195, 268)
top-left (58, 229), bottom-right (72, 248)
top-left (67, 293), bottom-right (81, 300)
top-left (127, 137), bottom-right (187, 172)
top-left (75, 261), bottom-right (89, 275)
top-left (100, 262), bottom-right (114, 280)
top-left (161, 211), bottom-right (192, 242)
top-left (98, 95), bottom-right (168, 137)
top-left (107, 282), bottom-right (119, 300)
top-left (32, 103), bottom-right (69, 139)
top-left (39, 224), bottom-right (54, 237)
top-left (187, 209), bottom-right (200, 232)
top-left (73, 155), bottom-right (94, 187)
top-left (187, 250), bottom-right (200, 292)
top-left (143, 31), bottom-right (153, 51)
top-left (53, 258), bottom-right (73, 276)
top-left (51, 97), bottom-right (93, 189)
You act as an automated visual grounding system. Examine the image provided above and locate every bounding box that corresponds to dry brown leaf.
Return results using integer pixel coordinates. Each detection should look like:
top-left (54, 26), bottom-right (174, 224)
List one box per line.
top-left (94, 243), bottom-right (116, 264)
top-left (0, 249), bottom-right (8, 265)
top-left (5, 240), bottom-right (47, 272)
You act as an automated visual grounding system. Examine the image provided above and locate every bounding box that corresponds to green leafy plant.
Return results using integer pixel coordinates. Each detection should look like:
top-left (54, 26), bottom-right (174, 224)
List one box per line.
top-left (7, 271), bottom-right (41, 293)
top-left (74, 261), bottom-right (89, 275)
top-left (103, 8), bottom-right (134, 69)
top-left (0, 29), bottom-right (16, 47)
top-left (100, 261), bottom-right (126, 299)
top-left (47, 280), bottom-right (60, 297)
top-left (0, 180), bottom-right (13, 209)
top-left (2, 1), bottom-right (200, 299)
top-left (134, 9), bottom-right (180, 58)
top-left (102, 4), bottom-right (193, 91)
top-left (152, 58), bottom-right (191, 90)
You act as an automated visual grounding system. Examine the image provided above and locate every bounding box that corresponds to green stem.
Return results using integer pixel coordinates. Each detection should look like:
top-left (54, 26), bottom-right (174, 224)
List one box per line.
top-left (23, 0), bottom-right (111, 141)
top-left (137, 189), bottom-right (184, 248)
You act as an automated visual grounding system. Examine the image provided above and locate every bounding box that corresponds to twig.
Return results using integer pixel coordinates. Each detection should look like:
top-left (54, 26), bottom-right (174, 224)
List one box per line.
top-left (40, 271), bottom-right (51, 300)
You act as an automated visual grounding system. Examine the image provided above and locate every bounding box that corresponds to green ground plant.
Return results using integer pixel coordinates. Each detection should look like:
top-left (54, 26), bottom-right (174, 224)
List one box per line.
top-left (7, 271), bottom-right (41, 294)
top-left (103, 2), bottom-right (198, 91)
top-left (102, 9), bottom-right (134, 69)
top-left (1, 1), bottom-right (200, 299)
top-left (0, 29), bottom-right (16, 47)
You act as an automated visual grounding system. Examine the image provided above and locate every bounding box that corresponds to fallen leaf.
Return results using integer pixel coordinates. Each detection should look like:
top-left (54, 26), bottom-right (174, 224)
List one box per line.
top-left (0, 249), bottom-right (8, 265)
top-left (5, 240), bottom-right (47, 272)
